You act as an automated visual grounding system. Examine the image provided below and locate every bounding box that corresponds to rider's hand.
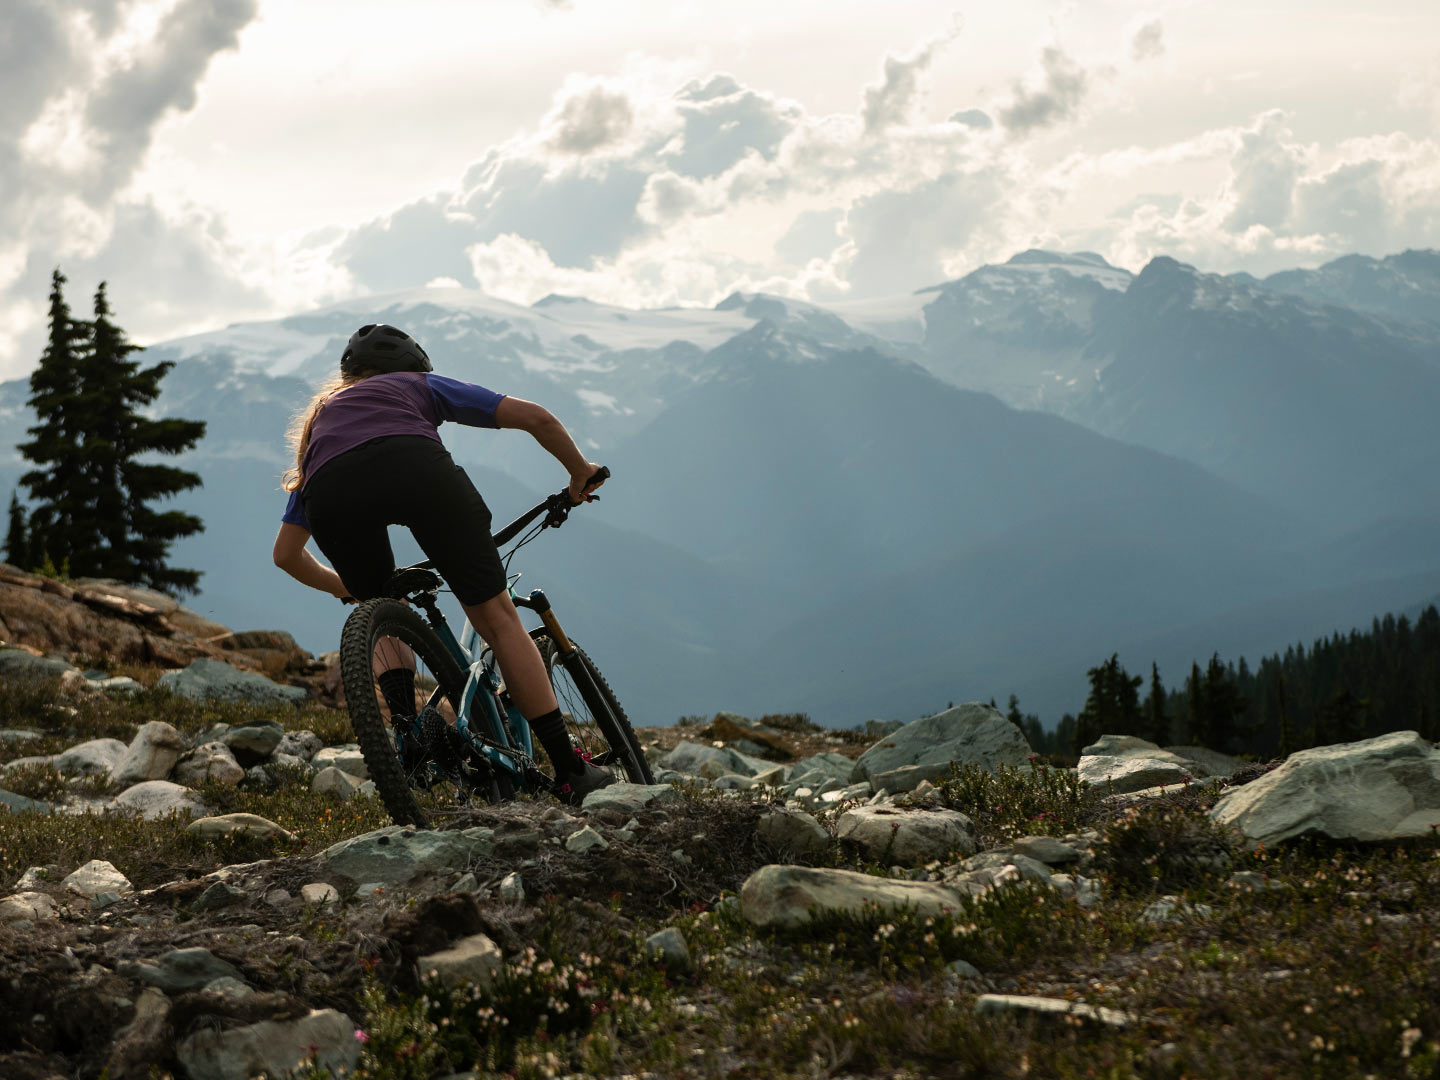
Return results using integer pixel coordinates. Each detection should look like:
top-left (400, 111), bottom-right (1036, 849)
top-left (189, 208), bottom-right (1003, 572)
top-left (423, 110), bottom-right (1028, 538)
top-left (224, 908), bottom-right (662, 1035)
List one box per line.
top-left (567, 462), bottom-right (606, 504)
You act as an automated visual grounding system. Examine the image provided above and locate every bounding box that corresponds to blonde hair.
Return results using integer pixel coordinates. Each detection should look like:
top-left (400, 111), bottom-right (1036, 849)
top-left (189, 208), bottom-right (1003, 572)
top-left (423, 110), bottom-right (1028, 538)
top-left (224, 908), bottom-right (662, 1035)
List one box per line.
top-left (282, 370), bottom-right (373, 492)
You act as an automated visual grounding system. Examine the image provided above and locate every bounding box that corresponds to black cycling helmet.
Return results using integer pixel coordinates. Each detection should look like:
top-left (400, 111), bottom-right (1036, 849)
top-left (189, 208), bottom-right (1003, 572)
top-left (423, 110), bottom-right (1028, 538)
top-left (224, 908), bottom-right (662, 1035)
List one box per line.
top-left (341, 324), bottom-right (432, 375)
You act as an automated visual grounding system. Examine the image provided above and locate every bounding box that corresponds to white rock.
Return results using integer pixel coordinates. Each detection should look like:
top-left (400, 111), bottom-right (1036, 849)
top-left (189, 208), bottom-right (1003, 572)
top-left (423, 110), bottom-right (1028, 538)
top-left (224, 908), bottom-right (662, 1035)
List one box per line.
top-left (756, 809), bottom-right (831, 860)
top-left (54, 738), bottom-right (128, 777)
top-left (276, 730), bottom-right (323, 761)
top-left (175, 1008), bottom-right (361, 1080)
top-left (63, 859), bottom-right (133, 899)
top-left (187, 813), bottom-right (296, 841)
top-left (172, 742), bottom-right (245, 787)
top-left (311, 766), bottom-right (368, 798)
top-left (320, 825), bottom-right (495, 885)
top-left (835, 806), bottom-right (977, 866)
top-left (417, 933), bottom-right (503, 990)
top-left (0, 891), bottom-right (58, 924)
top-left (853, 703), bottom-right (1033, 789)
top-left (974, 994), bottom-right (1136, 1028)
top-left (659, 741), bottom-right (772, 779)
top-left (1210, 730), bottom-right (1440, 846)
top-left (498, 872), bottom-right (525, 902)
top-left (1078, 755), bottom-right (1195, 796)
top-left (158, 658), bottom-right (308, 708)
top-left (739, 865), bottom-right (965, 928)
top-left (300, 883), bottom-right (340, 905)
top-left (580, 782), bottom-right (683, 813)
top-left (312, 744), bottom-right (369, 778)
top-left (565, 825), bottom-right (609, 853)
top-left (644, 927), bottom-right (691, 970)
top-left (110, 780), bottom-right (208, 820)
top-left (1141, 896), bottom-right (1214, 924)
top-left (109, 721), bottom-right (186, 787)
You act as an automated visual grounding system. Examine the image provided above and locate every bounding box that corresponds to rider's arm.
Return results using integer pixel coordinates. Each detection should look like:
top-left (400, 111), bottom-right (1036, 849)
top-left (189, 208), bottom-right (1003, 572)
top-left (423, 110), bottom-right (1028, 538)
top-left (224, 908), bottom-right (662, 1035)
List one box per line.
top-left (494, 396), bottom-right (605, 502)
top-left (272, 523), bottom-right (351, 599)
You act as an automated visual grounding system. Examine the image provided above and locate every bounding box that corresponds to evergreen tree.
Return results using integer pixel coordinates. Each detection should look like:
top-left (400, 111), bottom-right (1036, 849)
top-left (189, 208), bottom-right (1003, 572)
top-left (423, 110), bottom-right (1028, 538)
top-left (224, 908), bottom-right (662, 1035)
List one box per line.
top-left (1141, 662), bottom-right (1169, 746)
top-left (1074, 654), bottom-right (1143, 753)
top-left (81, 283), bottom-right (206, 594)
top-left (1186, 654), bottom-right (1251, 752)
top-left (4, 492), bottom-right (29, 569)
top-left (18, 269), bottom-right (90, 570)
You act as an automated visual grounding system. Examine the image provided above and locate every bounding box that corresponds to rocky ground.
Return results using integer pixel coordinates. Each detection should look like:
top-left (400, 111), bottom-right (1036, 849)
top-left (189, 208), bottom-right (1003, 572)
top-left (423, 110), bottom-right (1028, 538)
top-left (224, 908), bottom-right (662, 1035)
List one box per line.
top-left (2, 570), bottom-right (1439, 1079)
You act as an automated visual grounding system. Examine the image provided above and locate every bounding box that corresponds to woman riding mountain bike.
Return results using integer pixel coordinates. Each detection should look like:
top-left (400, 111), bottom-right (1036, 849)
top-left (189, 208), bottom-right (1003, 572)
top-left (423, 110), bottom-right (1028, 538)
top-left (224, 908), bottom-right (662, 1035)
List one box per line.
top-left (271, 322), bottom-right (617, 805)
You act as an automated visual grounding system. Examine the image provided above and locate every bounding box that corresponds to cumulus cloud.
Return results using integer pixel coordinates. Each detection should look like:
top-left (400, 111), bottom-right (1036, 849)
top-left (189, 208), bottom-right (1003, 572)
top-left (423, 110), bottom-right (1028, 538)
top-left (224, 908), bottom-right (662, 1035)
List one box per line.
top-left (0, 0), bottom-right (263, 377)
top-left (862, 34), bottom-right (955, 136)
top-left (949, 108), bottom-right (994, 129)
top-left (546, 83), bottom-right (635, 154)
top-left (998, 46), bottom-right (1091, 136)
top-left (1131, 19), bottom-right (1165, 62)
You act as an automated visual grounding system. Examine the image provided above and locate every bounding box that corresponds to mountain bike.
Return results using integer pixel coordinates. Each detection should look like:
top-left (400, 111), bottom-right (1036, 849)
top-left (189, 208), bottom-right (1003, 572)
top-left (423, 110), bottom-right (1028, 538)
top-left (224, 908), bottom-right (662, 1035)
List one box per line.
top-left (338, 467), bottom-right (654, 828)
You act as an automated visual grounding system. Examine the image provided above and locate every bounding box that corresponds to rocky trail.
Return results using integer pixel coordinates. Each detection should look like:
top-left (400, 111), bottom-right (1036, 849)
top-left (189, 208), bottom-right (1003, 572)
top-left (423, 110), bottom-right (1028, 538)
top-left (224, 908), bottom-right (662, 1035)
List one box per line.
top-left (2, 567), bottom-right (1439, 1079)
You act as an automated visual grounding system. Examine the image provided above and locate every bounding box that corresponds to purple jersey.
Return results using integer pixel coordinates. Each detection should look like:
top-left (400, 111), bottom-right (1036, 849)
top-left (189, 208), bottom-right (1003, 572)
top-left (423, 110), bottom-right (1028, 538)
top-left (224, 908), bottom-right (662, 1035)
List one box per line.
top-left (280, 371), bottom-right (505, 531)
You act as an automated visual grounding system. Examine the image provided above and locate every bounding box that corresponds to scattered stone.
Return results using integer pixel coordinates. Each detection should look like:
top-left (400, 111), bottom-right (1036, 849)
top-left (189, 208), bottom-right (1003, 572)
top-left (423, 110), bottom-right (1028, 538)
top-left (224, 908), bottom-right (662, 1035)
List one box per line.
top-left (835, 806), bottom-right (977, 866)
top-left (852, 703), bottom-right (1033, 788)
top-left (312, 744), bottom-right (369, 777)
top-left (1007, 854), bottom-right (1053, 885)
top-left (110, 780), bottom-right (208, 820)
top-left (1081, 734), bottom-right (1172, 757)
top-left (173, 742), bottom-right (246, 787)
top-left (63, 859), bottom-right (133, 899)
top-left (158, 658), bottom-right (308, 708)
top-left (193, 881), bottom-right (248, 912)
top-left (312, 766), bottom-right (369, 799)
top-left (187, 813), bottom-right (296, 842)
top-left (222, 720), bottom-right (287, 765)
top-left (109, 721), bottom-right (186, 787)
top-left (739, 865), bottom-right (964, 928)
top-left (54, 738), bottom-right (128, 777)
top-left (0, 788), bottom-right (53, 814)
top-left (452, 872), bottom-right (479, 892)
top-left (320, 825), bottom-right (495, 885)
top-left (1228, 870), bottom-right (1280, 891)
top-left (974, 994), bottom-right (1136, 1028)
top-left (175, 1007), bottom-right (361, 1080)
top-left (1011, 835), bottom-right (1082, 865)
top-left (1141, 896), bottom-right (1214, 924)
top-left (580, 782), bottom-right (683, 813)
top-left (118, 947), bottom-right (244, 993)
top-left (14, 865), bottom-right (57, 890)
top-left (0, 728), bottom-right (41, 743)
top-left (565, 825), bottom-right (609, 853)
top-left (710, 773), bottom-right (756, 790)
top-left (756, 809), bottom-right (830, 860)
top-left (1078, 755), bottom-right (1195, 796)
top-left (945, 958), bottom-right (982, 981)
top-left (1165, 744), bottom-right (1245, 778)
top-left (498, 872), bottom-right (525, 902)
top-left (89, 675), bottom-right (143, 696)
top-left (645, 927), bottom-right (692, 970)
top-left (264, 888), bottom-right (292, 908)
top-left (659, 741), bottom-right (772, 779)
top-left (244, 764), bottom-right (276, 789)
top-left (300, 882), bottom-right (340, 905)
top-left (0, 890), bottom-right (58, 924)
top-left (752, 765), bottom-right (787, 787)
top-left (417, 933), bottom-right (503, 990)
top-left (276, 729), bottom-right (323, 760)
top-left (203, 976), bottom-right (255, 1001)
top-left (865, 718), bottom-right (905, 738)
top-left (1210, 730), bottom-right (1440, 846)
top-left (0, 649), bottom-right (77, 680)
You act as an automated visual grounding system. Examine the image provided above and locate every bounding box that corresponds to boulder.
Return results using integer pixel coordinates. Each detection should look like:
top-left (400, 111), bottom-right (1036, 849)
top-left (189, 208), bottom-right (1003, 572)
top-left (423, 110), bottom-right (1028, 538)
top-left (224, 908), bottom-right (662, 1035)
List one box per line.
top-left (0, 890), bottom-right (58, 924)
top-left (1209, 730), bottom-right (1440, 846)
top-left (0, 728), bottom-right (41, 744)
top-left (417, 933), bottom-right (503, 990)
top-left (1011, 835), bottom-right (1082, 865)
top-left (312, 744), bottom-right (369, 777)
top-left (320, 825), bottom-right (495, 884)
top-left (110, 780), bottom-right (208, 820)
top-left (1165, 744), bottom-right (1245, 779)
top-left (564, 825), bottom-right (609, 853)
top-left (852, 704), bottom-right (1032, 786)
top-left (792, 752), bottom-right (857, 784)
top-left (62, 859), bottom-right (133, 898)
top-left (756, 809), bottom-right (831, 860)
top-left (0, 788), bottom-right (54, 814)
top-left (835, 806), bottom-right (977, 866)
top-left (194, 881), bottom-right (249, 912)
top-left (109, 721), bottom-right (186, 786)
top-left (222, 720), bottom-right (287, 764)
top-left (54, 738), bottom-right (128, 777)
top-left (175, 1008), bottom-right (361, 1080)
top-left (739, 865), bottom-right (965, 928)
top-left (1077, 755), bottom-right (1195, 795)
top-left (644, 927), bottom-right (691, 970)
top-left (300, 882), bottom-right (340, 905)
top-left (659, 741), bottom-right (772, 779)
top-left (172, 742), bottom-right (245, 787)
top-left (0, 648), bottom-right (78, 680)
top-left (1080, 734), bottom-right (1169, 757)
top-left (580, 782), bottom-right (683, 813)
top-left (186, 813), bottom-right (296, 842)
top-left (158, 658), bottom-right (308, 707)
top-left (276, 729), bottom-right (323, 761)
top-left (117, 947), bottom-right (244, 993)
top-left (312, 766), bottom-right (368, 798)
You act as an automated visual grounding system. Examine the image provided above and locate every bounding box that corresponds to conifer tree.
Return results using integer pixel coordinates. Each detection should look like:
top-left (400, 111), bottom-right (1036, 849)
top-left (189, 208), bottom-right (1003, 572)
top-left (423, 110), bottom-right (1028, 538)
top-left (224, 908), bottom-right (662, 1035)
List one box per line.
top-left (1074, 654), bottom-right (1143, 752)
top-left (4, 492), bottom-right (29, 569)
top-left (1141, 662), bottom-right (1169, 746)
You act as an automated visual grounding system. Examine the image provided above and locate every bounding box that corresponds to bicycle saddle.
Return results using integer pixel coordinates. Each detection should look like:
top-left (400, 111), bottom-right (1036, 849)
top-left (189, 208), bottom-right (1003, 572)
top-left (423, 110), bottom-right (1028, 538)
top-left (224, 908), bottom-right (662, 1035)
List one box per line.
top-left (383, 565), bottom-right (443, 599)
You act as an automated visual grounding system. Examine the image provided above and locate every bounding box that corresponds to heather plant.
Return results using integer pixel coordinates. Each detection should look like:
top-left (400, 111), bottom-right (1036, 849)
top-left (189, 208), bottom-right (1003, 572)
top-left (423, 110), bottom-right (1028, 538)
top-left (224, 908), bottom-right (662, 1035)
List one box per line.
top-left (937, 759), bottom-right (1104, 845)
top-left (1092, 800), bottom-right (1237, 895)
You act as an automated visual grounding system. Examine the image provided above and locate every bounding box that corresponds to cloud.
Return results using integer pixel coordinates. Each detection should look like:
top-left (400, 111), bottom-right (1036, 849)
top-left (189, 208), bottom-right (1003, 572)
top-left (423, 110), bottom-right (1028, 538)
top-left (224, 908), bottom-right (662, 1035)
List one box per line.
top-left (862, 32), bottom-right (957, 136)
top-left (1222, 110), bottom-right (1306, 231)
top-left (0, 0), bottom-right (264, 377)
top-left (546, 83), bottom-right (635, 154)
top-left (949, 108), bottom-right (994, 130)
top-left (1131, 19), bottom-right (1165, 62)
top-left (998, 47), bottom-right (1091, 135)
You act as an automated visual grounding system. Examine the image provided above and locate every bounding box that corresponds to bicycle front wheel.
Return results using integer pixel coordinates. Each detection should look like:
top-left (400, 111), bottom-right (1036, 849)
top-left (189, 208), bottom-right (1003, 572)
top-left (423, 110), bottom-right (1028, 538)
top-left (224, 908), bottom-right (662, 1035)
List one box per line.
top-left (339, 598), bottom-right (473, 828)
top-left (531, 629), bottom-right (654, 786)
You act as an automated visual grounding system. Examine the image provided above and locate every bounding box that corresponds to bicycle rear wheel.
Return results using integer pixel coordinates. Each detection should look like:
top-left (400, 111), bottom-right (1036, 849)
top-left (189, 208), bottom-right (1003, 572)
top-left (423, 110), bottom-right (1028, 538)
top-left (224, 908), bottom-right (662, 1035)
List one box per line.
top-left (339, 598), bottom-right (485, 828)
top-left (530, 629), bottom-right (654, 786)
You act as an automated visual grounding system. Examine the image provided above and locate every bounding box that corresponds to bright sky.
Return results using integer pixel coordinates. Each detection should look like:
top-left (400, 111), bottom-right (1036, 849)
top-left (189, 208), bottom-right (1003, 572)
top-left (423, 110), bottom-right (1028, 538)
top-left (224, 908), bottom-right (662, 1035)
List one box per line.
top-left (2, 0), bottom-right (1438, 376)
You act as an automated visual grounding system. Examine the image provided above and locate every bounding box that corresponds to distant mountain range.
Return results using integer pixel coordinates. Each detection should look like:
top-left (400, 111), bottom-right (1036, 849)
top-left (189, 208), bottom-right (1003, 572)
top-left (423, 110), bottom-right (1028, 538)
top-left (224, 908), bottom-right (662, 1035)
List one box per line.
top-left (2, 248), bottom-right (1437, 726)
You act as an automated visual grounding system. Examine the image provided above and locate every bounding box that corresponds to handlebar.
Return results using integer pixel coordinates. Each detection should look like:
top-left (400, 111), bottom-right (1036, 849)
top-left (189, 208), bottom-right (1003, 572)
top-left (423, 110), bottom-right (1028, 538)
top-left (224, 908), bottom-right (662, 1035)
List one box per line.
top-left (492, 464), bottom-right (608, 546)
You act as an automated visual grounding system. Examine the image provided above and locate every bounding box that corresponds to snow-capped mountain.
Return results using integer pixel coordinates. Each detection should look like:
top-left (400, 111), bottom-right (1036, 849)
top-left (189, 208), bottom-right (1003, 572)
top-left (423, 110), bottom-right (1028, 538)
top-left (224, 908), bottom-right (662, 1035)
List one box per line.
top-left (1259, 249), bottom-right (1440, 328)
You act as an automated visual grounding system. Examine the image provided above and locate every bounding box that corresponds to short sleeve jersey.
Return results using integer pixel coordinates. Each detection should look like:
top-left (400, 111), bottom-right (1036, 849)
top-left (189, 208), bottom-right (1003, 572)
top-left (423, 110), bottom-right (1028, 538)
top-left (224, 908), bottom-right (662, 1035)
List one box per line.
top-left (280, 371), bottom-right (505, 531)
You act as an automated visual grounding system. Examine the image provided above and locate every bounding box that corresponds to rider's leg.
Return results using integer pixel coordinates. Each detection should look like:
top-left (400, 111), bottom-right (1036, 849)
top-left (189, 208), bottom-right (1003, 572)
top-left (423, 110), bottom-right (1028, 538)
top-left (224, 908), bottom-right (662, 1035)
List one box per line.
top-left (373, 636), bottom-right (417, 717)
top-left (460, 590), bottom-right (583, 776)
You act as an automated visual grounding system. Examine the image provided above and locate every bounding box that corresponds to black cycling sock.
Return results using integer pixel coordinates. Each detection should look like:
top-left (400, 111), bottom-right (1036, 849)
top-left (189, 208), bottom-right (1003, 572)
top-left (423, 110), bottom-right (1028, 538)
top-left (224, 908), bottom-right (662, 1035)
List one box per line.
top-left (529, 707), bottom-right (582, 777)
top-left (377, 668), bottom-right (416, 718)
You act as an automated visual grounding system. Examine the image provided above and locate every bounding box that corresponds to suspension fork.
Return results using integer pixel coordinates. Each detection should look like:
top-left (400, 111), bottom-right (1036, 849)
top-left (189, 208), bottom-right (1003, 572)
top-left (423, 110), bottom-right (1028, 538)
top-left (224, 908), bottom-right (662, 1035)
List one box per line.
top-left (514, 589), bottom-right (575, 657)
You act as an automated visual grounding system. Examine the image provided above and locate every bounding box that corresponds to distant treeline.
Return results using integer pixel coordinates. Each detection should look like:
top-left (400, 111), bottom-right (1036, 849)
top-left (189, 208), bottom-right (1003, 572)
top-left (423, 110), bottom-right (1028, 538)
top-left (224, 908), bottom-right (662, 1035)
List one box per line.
top-left (1004, 604), bottom-right (1440, 761)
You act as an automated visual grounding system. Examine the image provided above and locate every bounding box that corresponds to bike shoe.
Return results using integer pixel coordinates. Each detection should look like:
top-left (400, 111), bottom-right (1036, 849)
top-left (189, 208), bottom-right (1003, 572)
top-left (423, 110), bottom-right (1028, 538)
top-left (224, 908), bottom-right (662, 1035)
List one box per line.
top-left (556, 760), bottom-right (618, 806)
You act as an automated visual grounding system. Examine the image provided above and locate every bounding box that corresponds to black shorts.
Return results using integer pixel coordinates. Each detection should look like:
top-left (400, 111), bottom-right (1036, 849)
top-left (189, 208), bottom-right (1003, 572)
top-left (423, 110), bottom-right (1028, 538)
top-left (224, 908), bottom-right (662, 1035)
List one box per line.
top-left (301, 435), bottom-right (508, 605)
